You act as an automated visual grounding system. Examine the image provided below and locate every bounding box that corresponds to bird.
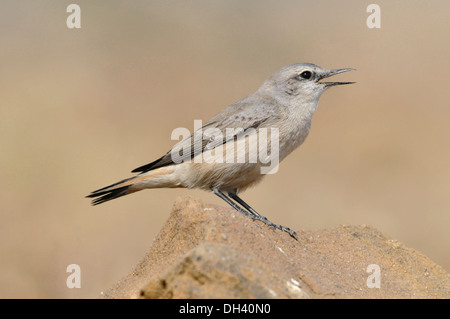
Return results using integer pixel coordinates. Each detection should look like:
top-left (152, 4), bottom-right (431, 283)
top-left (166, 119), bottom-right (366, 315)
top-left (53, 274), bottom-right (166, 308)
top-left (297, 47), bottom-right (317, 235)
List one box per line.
top-left (87, 63), bottom-right (354, 239)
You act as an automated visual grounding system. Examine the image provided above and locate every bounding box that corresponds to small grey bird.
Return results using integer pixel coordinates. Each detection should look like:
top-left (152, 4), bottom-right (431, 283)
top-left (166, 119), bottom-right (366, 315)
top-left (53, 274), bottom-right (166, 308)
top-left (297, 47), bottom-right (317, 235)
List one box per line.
top-left (87, 63), bottom-right (354, 239)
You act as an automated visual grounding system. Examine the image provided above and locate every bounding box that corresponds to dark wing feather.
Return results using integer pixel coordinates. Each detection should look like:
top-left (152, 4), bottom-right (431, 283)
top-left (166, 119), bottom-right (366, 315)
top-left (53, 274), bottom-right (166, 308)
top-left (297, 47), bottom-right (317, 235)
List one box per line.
top-left (131, 121), bottom-right (217, 173)
top-left (131, 119), bottom-right (269, 174)
top-left (131, 100), bottom-right (278, 174)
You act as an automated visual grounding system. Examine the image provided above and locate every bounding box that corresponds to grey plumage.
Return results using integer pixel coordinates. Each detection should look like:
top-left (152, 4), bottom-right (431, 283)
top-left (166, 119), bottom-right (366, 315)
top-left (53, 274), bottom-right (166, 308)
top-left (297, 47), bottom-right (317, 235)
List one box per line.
top-left (87, 63), bottom-right (354, 238)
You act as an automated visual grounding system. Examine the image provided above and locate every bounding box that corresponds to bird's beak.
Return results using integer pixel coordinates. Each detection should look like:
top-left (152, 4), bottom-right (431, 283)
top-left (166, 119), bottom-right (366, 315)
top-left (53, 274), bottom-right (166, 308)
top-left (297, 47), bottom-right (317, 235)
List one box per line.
top-left (318, 68), bottom-right (356, 87)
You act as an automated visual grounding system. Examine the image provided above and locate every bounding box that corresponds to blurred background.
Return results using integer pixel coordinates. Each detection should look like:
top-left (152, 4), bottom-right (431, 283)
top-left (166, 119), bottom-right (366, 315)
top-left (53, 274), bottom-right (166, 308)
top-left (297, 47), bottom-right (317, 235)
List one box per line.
top-left (0, 0), bottom-right (449, 298)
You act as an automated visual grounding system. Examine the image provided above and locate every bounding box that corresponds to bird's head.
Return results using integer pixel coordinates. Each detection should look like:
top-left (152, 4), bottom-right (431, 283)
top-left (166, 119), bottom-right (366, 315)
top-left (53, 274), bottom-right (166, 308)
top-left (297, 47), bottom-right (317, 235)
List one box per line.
top-left (259, 63), bottom-right (355, 104)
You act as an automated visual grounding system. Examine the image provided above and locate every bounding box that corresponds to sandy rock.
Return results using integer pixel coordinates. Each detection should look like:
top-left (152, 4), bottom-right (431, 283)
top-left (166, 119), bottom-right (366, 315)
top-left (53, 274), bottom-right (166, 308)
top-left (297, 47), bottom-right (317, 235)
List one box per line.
top-left (104, 196), bottom-right (449, 299)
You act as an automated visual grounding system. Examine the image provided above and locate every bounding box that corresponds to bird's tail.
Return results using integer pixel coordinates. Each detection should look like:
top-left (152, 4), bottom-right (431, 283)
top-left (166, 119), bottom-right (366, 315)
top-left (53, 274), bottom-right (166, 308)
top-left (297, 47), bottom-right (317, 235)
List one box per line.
top-left (86, 166), bottom-right (177, 205)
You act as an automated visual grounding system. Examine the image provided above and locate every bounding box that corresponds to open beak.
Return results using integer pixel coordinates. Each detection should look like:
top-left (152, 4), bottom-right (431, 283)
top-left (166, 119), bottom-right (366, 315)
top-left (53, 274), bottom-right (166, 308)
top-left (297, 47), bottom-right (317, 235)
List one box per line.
top-left (318, 68), bottom-right (355, 87)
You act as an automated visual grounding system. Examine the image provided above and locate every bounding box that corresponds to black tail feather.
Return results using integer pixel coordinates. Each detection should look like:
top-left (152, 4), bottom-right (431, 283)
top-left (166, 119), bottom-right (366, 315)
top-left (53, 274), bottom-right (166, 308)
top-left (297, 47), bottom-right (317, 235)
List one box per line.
top-left (87, 176), bottom-right (135, 195)
top-left (87, 186), bottom-right (130, 205)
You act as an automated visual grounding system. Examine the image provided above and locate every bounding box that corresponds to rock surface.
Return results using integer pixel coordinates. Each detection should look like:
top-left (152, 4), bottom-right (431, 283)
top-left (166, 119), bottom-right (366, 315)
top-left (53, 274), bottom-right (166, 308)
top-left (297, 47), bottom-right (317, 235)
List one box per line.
top-left (104, 196), bottom-right (449, 299)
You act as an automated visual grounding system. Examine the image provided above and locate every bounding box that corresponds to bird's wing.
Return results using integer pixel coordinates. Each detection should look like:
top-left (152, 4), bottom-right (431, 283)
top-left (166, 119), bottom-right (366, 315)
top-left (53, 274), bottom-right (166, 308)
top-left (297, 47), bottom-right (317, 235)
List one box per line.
top-left (132, 101), bottom-right (279, 173)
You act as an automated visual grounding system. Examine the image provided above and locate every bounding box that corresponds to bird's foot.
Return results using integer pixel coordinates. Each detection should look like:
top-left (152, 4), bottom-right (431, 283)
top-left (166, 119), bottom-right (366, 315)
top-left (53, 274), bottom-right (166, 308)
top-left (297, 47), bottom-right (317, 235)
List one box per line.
top-left (238, 211), bottom-right (298, 240)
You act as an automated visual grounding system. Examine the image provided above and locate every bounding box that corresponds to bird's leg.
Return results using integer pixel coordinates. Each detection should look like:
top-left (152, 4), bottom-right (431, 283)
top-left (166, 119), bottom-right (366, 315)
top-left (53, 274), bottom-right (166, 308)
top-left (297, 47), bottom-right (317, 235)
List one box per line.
top-left (213, 189), bottom-right (298, 240)
top-left (227, 190), bottom-right (263, 219)
top-left (228, 190), bottom-right (298, 240)
top-left (213, 189), bottom-right (256, 220)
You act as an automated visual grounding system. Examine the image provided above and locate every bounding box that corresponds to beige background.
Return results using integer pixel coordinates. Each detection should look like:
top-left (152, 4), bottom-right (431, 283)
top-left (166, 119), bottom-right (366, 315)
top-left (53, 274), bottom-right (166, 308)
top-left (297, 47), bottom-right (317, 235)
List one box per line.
top-left (0, 1), bottom-right (449, 298)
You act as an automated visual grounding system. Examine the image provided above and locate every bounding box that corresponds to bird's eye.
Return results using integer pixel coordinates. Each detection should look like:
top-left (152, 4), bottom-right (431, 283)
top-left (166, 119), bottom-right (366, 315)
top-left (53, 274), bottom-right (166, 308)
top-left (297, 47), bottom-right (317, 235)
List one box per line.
top-left (299, 71), bottom-right (313, 80)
